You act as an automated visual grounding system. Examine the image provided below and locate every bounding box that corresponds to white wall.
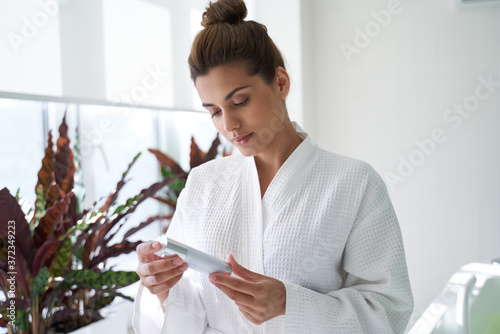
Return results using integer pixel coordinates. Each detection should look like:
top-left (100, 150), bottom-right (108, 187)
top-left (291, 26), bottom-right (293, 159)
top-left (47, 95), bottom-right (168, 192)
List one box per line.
top-left (301, 0), bottom-right (500, 327)
top-left (254, 0), bottom-right (304, 125)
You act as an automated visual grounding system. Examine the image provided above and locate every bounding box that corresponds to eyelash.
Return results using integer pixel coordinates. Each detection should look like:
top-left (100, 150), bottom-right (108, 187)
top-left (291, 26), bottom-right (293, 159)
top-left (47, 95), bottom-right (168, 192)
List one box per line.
top-left (235, 97), bottom-right (249, 106)
top-left (210, 98), bottom-right (250, 119)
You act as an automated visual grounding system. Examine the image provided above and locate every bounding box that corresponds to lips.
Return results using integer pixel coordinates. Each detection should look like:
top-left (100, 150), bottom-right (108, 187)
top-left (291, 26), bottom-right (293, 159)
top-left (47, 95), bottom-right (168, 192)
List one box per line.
top-left (233, 133), bottom-right (253, 146)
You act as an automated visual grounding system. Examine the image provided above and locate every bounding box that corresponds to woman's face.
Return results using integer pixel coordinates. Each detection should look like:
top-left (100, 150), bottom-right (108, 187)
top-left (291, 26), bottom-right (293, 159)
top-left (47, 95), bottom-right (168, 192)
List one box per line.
top-left (195, 65), bottom-right (289, 157)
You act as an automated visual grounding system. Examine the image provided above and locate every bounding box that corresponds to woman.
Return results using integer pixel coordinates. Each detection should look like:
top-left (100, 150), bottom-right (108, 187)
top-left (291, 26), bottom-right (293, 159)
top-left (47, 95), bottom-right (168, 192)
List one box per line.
top-left (134, 0), bottom-right (413, 333)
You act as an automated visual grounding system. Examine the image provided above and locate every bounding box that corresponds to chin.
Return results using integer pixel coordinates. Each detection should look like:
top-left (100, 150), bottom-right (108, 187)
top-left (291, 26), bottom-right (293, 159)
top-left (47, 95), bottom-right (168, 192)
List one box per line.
top-left (235, 146), bottom-right (260, 157)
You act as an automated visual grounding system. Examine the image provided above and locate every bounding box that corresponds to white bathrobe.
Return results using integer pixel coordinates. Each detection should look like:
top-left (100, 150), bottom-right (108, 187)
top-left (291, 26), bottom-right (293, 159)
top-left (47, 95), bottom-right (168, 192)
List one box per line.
top-left (133, 129), bottom-right (413, 334)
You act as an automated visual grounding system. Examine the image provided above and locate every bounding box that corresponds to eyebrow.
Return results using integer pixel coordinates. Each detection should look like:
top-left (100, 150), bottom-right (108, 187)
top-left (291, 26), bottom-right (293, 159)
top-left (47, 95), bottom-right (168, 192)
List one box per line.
top-left (202, 85), bottom-right (250, 107)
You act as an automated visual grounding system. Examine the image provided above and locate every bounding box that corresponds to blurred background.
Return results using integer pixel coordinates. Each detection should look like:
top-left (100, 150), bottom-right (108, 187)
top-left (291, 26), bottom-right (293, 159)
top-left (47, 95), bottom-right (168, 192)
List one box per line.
top-left (0, 0), bottom-right (499, 332)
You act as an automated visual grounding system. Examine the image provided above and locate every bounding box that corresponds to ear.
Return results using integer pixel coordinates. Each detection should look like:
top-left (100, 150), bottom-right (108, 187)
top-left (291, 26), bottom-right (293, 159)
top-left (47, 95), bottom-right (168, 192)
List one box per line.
top-left (275, 67), bottom-right (290, 100)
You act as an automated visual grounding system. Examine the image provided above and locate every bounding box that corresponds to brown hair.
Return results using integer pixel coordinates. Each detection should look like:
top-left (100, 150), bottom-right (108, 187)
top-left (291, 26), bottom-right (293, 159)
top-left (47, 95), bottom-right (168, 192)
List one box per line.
top-left (188, 0), bottom-right (285, 85)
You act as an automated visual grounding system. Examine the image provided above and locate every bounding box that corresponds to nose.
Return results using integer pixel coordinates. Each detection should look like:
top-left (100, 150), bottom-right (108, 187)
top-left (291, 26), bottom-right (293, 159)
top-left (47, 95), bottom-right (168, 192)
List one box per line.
top-left (222, 109), bottom-right (241, 133)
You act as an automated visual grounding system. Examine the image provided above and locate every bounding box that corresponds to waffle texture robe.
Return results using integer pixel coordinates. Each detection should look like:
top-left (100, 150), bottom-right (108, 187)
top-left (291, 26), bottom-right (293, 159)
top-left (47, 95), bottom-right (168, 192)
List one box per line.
top-left (133, 129), bottom-right (414, 334)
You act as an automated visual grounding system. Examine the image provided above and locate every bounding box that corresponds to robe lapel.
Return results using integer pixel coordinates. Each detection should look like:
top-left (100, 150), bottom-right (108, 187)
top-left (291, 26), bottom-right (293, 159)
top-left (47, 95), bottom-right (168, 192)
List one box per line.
top-left (261, 135), bottom-right (319, 239)
top-left (241, 156), bottom-right (265, 274)
top-left (239, 132), bottom-right (319, 276)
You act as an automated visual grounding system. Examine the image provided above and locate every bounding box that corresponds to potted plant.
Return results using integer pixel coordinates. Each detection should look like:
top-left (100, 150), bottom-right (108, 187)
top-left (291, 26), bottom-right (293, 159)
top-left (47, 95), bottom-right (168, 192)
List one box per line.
top-left (0, 114), bottom-right (179, 333)
top-left (149, 135), bottom-right (231, 233)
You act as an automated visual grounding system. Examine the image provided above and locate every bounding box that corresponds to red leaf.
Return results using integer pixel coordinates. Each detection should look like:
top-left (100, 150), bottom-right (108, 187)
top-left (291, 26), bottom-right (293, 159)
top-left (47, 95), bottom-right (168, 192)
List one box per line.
top-left (122, 215), bottom-right (173, 241)
top-left (32, 239), bottom-right (60, 276)
top-left (148, 148), bottom-right (185, 175)
top-left (152, 196), bottom-right (177, 209)
top-left (205, 134), bottom-right (221, 162)
top-left (0, 298), bottom-right (28, 312)
top-left (33, 192), bottom-right (72, 249)
top-left (51, 307), bottom-right (77, 325)
top-left (100, 179), bottom-right (126, 214)
top-left (100, 153), bottom-right (141, 213)
top-left (54, 113), bottom-right (75, 195)
top-left (189, 135), bottom-right (222, 169)
top-left (84, 177), bottom-right (178, 267)
top-left (35, 130), bottom-right (54, 196)
top-left (0, 188), bottom-right (35, 270)
top-left (82, 231), bottom-right (100, 268)
top-left (14, 253), bottom-right (30, 299)
top-left (53, 217), bottom-right (74, 240)
top-left (189, 136), bottom-right (204, 169)
top-left (46, 180), bottom-right (63, 209)
top-left (87, 241), bottom-right (142, 269)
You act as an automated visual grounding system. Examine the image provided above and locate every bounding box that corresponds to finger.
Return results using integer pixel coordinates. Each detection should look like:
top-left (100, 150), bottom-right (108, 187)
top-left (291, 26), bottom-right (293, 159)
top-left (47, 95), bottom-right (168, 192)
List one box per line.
top-left (136, 241), bottom-right (162, 262)
top-left (137, 256), bottom-right (184, 276)
top-left (236, 302), bottom-right (265, 322)
top-left (213, 282), bottom-right (254, 307)
top-left (147, 270), bottom-right (185, 295)
top-left (141, 263), bottom-right (188, 287)
top-left (209, 274), bottom-right (256, 294)
top-left (238, 307), bottom-right (261, 325)
top-left (226, 254), bottom-right (259, 281)
top-left (235, 302), bottom-right (255, 314)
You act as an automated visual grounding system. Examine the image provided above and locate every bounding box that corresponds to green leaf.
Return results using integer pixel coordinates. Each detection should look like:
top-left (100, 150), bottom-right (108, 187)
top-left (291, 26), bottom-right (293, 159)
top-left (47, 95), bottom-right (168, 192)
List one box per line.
top-left (15, 308), bottom-right (29, 331)
top-left (122, 152), bottom-right (141, 179)
top-left (0, 307), bottom-right (29, 331)
top-left (93, 289), bottom-right (116, 310)
top-left (15, 191), bottom-right (34, 229)
top-left (115, 291), bottom-right (134, 302)
top-left (100, 153), bottom-right (141, 213)
top-left (112, 194), bottom-right (143, 216)
top-left (72, 130), bottom-right (86, 215)
top-left (34, 185), bottom-right (46, 228)
top-left (59, 269), bottom-right (98, 289)
top-left (72, 244), bottom-right (84, 267)
top-left (31, 266), bottom-right (50, 299)
top-left (50, 238), bottom-right (72, 276)
top-left (60, 270), bottom-right (139, 290)
top-left (98, 270), bottom-right (140, 288)
top-left (169, 178), bottom-right (186, 195)
top-left (59, 210), bottom-right (100, 241)
top-left (93, 290), bottom-right (135, 310)
top-left (160, 166), bottom-right (174, 179)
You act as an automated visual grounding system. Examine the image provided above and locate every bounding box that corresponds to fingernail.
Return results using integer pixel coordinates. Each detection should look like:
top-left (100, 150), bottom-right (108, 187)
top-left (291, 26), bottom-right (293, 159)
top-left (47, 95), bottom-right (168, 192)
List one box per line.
top-left (152, 241), bottom-right (160, 249)
top-left (173, 258), bottom-right (183, 266)
top-left (179, 264), bottom-right (188, 272)
top-left (209, 274), bottom-right (216, 282)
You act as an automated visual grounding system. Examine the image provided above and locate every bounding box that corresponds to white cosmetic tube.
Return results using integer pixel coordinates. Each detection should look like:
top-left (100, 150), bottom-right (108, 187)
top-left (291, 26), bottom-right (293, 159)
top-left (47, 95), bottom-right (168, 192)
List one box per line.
top-left (155, 235), bottom-right (232, 275)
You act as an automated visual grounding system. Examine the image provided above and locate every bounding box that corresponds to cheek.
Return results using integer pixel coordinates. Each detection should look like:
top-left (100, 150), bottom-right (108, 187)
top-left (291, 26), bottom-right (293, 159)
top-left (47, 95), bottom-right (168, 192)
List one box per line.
top-left (212, 120), bottom-right (230, 141)
top-left (211, 119), bottom-right (222, 132)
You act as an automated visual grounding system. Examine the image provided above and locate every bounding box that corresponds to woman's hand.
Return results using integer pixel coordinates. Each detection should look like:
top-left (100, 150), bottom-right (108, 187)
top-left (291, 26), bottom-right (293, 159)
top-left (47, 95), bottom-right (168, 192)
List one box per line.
top-left (136, 241), bottom-right (188, 311)
top-left (209, 254), bottom-right (286, 325)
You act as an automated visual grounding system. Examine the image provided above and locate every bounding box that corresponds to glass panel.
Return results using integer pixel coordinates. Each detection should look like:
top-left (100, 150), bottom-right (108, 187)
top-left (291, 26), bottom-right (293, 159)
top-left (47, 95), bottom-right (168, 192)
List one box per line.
top-left (0, 98), bottom-right (45, 204)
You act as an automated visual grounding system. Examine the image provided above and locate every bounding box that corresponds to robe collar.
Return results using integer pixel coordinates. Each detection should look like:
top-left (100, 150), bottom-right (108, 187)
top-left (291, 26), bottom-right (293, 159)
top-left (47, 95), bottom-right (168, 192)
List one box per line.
top-left (241, 123), bottom-right (319, 273)
top-left (256, 122), bottom-right (318, 203)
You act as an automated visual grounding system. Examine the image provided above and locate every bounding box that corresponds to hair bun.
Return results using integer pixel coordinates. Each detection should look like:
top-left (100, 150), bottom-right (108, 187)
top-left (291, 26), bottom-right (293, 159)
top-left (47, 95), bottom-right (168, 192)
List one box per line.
top-left (201, 0), bottom-right (247, 27)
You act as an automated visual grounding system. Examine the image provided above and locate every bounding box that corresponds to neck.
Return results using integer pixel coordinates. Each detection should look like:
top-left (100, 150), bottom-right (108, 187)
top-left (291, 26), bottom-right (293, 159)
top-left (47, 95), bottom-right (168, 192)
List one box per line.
top-left (253, 120), bottom-right (303, 198)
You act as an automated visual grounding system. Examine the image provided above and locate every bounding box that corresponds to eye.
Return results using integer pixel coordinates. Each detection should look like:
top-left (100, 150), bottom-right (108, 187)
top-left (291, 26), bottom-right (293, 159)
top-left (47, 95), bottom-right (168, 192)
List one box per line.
top-left (211, 110), bottom-right (221, 119)
top-left (235, 97), bottom-right (249, 106)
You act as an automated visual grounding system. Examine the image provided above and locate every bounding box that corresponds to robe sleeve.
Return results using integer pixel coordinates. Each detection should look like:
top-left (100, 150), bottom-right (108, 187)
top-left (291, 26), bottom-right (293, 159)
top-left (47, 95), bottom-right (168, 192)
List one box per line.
top-left (282, 165), bottom-right (414, 333)
top-left (133, 170), bottom-right (208, 334)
